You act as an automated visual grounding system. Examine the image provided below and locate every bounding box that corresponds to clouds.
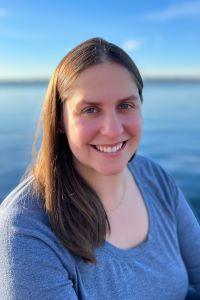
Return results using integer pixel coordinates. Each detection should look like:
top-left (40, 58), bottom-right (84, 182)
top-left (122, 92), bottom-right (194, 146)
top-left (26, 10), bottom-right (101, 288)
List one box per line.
top-left (122, 39), bottom-right (141, 52)
top-left (143, 1), bottom-right (200, 21)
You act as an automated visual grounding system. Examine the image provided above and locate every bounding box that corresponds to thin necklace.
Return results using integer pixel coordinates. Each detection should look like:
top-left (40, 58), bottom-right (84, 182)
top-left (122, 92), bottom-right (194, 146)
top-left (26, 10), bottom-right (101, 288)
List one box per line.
top-left (105, 174), bottom-right (127, 213)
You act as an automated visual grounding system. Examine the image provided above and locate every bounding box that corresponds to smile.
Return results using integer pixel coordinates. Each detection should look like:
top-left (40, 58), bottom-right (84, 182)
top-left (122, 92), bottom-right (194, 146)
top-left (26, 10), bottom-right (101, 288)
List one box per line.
top-left (92, 141), bottom-right (126, 153)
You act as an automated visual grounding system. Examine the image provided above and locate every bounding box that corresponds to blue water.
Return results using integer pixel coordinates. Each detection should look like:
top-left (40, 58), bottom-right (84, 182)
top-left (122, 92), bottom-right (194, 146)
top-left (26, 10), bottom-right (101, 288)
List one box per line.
top-left (0, 81), bottom-right (200, 218)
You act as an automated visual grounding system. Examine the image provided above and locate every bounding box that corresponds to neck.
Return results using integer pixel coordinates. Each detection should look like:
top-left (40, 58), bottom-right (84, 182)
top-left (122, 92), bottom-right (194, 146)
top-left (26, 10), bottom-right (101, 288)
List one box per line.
top-left (76, 165), bottom-right (129, 212)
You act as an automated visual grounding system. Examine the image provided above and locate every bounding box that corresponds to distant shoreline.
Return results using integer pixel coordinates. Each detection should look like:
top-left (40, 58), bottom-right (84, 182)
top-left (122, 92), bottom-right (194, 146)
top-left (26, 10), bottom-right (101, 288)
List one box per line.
top-left (0, 80), bottom-right (49, 86)
top-left (0, 77), bottom-right (200, 86)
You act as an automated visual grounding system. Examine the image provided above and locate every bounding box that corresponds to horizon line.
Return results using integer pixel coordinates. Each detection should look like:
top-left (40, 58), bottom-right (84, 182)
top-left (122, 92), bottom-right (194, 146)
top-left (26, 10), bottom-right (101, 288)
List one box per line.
top-left (0, 76), bottom-right (200, 85)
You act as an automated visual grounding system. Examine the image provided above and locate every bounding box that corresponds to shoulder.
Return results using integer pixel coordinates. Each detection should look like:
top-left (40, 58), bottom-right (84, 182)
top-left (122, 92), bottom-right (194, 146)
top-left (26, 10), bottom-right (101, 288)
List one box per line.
top-left (129, 153), bottom-right (172, 180)
top-left (129, 154), bottom-right (181, 212)
top-left (0, 176), bottom-right (48, 227)
top-left (129, 153), bottom-right (165, 172)
top-left (129, 153), bottom-right (176, 187)
top-left (0, 178), bottom-right (79, 299)
top-left (0, 176), bottom-right (76, 269)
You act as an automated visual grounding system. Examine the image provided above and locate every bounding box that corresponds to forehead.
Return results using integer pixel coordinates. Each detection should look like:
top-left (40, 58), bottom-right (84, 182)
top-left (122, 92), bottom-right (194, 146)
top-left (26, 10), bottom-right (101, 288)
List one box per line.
top-left (68, 62), bottom-right (139, 102)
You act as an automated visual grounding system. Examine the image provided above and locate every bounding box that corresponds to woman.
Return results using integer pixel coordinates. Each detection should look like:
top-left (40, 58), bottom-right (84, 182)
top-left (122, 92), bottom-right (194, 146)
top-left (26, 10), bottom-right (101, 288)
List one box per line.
top-left (0, 37), bottom-right (200, 299)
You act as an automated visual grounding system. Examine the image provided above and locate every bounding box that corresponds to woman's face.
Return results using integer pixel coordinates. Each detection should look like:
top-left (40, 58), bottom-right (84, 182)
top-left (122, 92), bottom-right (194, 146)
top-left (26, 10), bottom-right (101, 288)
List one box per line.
top-left (62, 62), bottom-right (142, 177)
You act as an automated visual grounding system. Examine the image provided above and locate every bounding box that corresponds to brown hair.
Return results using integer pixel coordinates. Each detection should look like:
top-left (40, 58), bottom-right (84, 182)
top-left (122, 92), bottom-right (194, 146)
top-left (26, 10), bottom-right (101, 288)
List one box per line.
top-left (31, 37), bottom-right (143, 263)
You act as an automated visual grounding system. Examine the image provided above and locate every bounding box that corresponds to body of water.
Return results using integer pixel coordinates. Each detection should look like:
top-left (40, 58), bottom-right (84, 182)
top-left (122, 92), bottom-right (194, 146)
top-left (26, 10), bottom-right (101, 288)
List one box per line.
top-left (0, 81), bottom-right (200, 219)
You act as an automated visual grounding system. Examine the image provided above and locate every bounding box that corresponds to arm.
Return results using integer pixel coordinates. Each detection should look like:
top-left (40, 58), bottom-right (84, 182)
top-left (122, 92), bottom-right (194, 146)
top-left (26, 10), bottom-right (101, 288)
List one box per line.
top-left (175, 188), bottom-right (200, 294)
top-left (0, 208), bottom-right (78, 300)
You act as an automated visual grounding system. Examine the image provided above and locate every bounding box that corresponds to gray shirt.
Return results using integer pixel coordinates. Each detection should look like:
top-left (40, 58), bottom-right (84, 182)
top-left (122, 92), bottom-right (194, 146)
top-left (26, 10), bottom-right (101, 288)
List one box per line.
top-left (0, 155), bottom-right (200, 299)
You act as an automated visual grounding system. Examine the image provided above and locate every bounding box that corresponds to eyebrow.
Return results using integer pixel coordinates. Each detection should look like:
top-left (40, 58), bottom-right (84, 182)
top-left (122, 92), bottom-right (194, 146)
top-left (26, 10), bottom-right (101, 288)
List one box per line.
top-left (76, 95), bottom-right (139, 108)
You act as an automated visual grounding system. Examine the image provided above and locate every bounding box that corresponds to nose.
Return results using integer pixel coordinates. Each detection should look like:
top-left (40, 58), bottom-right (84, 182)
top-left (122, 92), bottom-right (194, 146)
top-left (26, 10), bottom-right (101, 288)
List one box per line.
top-left (100, 111), bottom-right (123, 139)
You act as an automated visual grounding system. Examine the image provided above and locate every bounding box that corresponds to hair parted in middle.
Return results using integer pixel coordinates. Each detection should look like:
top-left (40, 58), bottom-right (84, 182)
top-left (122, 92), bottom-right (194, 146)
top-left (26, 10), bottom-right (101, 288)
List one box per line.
top-left (31, 37), bottom-right (144, 263)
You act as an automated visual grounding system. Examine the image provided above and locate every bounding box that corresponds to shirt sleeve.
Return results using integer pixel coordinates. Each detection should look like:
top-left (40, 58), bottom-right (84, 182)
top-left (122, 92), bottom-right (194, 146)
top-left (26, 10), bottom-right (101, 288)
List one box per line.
top-left (175, 187), bottom-right (200, 294)
top-left (0, 207), bottom-right (78, 300)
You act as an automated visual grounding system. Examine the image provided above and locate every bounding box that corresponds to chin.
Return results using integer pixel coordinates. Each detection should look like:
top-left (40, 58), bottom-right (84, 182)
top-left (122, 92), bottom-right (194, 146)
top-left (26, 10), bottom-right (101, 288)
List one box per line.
top-left (95, 164), bottom-right (127, 177)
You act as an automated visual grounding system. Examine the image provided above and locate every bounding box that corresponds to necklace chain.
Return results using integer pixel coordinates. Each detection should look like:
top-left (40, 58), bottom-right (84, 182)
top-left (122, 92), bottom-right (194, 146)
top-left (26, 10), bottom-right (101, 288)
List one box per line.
top-left (105, 174), bottom-right (127, 213)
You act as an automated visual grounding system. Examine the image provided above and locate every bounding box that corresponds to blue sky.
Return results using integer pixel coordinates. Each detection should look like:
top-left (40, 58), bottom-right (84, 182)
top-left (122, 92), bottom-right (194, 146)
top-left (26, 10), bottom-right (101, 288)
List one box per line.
top-left (0, 0), bottom-right (200, 79)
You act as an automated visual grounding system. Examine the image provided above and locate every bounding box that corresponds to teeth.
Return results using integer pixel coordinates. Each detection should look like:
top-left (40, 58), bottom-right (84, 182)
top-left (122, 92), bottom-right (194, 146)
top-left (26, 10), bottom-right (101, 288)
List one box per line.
top-left (95, 142), bottom-right (123, 153)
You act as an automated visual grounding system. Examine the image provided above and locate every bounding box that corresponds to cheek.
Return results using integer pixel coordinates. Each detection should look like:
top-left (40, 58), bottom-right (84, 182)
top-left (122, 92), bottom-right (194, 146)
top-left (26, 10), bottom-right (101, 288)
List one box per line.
top-left (67, 119), bottom-right (99, 145)
top-left (126, 113), bottom-right (142, 136)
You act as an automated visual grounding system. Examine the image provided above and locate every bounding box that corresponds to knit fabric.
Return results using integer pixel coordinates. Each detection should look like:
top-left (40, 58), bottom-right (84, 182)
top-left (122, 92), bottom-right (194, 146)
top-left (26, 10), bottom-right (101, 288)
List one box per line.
top-left (0, 155), bottom-right (200, 299)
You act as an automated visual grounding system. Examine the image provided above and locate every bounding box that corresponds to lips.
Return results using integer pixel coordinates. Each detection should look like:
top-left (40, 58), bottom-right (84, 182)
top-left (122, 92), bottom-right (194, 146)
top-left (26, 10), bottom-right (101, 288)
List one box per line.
top-left (92, 141), bottom-right (127, 153)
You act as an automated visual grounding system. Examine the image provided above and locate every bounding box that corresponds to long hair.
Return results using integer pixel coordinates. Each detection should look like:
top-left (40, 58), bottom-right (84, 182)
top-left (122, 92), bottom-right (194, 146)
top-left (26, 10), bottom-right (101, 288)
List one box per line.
top-left (31, 37), bottom-right (143, 263)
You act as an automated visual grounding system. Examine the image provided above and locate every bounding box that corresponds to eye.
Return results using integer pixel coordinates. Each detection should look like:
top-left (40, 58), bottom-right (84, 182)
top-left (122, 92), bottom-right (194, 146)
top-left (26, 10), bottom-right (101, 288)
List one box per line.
top-left (118, 103), bottom-right (132, 110)
top-left (82, 107), bottom-right (98, 114)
